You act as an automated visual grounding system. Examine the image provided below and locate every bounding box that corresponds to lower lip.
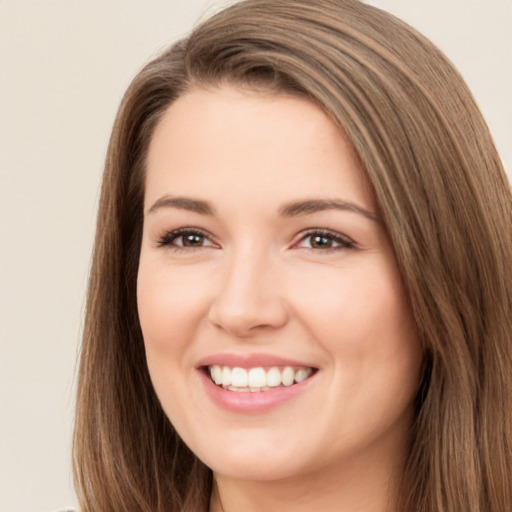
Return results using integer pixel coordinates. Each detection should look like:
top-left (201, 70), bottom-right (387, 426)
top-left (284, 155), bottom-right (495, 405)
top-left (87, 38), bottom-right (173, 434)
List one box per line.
top-left (199, 369), bottom-right (316, 413)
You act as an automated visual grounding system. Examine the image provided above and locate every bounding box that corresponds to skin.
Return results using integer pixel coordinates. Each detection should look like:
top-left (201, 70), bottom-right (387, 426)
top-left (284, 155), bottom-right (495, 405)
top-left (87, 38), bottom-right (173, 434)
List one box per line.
top-left (137, 86), bottom-right (423, 512)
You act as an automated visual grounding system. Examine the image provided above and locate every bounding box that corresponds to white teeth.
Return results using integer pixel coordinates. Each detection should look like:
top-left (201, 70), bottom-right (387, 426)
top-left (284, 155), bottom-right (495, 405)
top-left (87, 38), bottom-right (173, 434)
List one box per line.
top-left (295, 368), bottom-right (310, 383)
top-left (222, 366), bottom-right (232, 386)
top-left (211, 365), bottom-right (222, 385)
top-left (208, 365), bottom-right (314, 391)
top-left (231, 367), bottom-right (248, 387)
top-left (267, 367), bottom-right (282, 387)
top-left (281, 366), bottom-right (295, 386)
top-left (248, 367), bottom-right (266, 387)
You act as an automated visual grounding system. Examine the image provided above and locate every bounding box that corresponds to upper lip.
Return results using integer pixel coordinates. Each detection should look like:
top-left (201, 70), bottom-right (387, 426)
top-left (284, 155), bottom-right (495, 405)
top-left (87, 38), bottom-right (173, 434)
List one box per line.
top-left (196, 353), bottom-right (318, 369)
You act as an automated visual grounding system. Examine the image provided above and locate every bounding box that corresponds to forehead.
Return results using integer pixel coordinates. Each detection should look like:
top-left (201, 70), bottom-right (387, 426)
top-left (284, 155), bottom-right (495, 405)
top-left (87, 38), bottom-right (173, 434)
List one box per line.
top-left (145, 86), bottom-right (373, 211)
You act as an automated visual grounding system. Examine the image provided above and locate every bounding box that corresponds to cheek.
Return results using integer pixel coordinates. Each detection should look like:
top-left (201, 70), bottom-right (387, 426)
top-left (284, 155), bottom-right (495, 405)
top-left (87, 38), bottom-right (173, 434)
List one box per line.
top-left (136, 262), bottom-right (207, 415)
top-left (345, 272), bottom-right (421, 415)
top-left (290, 259), bottom-right (413, 342)
top-left (290, 257), bottom-right (421, 392)
top-left (136, 262), bottom-right (218, 419)
top-left (137, 261), bottom-right (212, 350)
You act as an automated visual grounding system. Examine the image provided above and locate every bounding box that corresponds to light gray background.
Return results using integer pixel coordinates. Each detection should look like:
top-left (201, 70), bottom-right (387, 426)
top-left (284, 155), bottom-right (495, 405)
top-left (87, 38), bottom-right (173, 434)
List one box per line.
top-left (0, 1), bottom-right (510, 511)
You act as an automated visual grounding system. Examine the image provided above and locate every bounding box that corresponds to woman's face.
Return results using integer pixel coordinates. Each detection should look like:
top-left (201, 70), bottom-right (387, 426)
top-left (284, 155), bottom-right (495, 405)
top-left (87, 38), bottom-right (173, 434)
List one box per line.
top-left (137, 86), bottom-right (422, 482)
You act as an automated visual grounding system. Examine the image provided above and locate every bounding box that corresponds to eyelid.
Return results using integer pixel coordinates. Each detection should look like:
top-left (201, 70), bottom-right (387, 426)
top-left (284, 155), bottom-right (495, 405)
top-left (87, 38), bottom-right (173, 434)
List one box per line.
top-left (156, 227), bottom-right (219, 249)
top-left (155, 226), bottom-right (355, 251)
top-left (292, 228), bottom-right (356, 250)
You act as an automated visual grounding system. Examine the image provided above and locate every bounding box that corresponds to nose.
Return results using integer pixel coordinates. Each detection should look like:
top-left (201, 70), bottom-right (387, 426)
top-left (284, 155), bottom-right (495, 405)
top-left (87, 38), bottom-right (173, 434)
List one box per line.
top-left (207, 249), bottom-right (289, 338)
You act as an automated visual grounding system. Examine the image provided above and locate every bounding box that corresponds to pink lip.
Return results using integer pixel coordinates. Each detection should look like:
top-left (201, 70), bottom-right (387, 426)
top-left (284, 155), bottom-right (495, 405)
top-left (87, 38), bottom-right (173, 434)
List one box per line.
top-left (195, 353), bottom-right (318, 414)
top-left (196, 352), bottom-right (315, 369)
top-left (198, 371), bottom-right (316, 413)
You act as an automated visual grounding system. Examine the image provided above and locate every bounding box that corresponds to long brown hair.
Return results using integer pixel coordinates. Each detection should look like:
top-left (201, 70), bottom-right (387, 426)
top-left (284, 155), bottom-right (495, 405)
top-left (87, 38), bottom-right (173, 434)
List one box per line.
top-left (73, 1), bottom-right (512, 510)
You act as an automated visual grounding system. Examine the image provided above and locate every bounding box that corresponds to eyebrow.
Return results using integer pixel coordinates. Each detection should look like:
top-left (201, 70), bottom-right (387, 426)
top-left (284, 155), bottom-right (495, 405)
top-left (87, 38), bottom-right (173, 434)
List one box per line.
top-left (147, 195), bottom-right (378, 222)
top-left (147, 195), bottom-right (216, 216)
top-left (279, 199), bottom-right (378, 222)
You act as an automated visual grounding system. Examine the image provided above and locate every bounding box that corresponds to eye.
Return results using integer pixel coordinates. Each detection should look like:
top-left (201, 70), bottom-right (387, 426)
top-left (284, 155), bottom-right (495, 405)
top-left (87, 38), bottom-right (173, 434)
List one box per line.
top-left (157, 228), bottom-right (217, 249)
top-left (295, 229), bottom-right (355, 251)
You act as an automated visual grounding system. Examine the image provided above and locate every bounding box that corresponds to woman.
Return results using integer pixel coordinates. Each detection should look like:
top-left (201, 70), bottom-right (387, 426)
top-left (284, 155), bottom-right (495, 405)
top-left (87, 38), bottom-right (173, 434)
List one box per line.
top-left (73, 0), bottom-right (512, 511)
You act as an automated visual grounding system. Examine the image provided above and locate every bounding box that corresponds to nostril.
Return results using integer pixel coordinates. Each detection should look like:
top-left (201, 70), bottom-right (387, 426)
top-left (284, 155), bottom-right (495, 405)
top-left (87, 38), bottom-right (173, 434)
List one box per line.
top-left (207, 265), bottom-right (289, 336)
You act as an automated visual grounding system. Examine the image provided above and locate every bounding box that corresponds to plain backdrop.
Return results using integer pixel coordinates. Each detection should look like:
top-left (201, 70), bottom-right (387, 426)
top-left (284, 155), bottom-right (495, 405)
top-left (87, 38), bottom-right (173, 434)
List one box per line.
top-left (0, 1), bottom-right (510, 511)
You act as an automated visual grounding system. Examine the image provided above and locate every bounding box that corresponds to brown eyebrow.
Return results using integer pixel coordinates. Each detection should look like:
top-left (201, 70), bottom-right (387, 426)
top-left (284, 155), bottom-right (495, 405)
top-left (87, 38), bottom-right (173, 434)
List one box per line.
top-left (279, 198), bottom-right (378, 222)
top-left (147, 195), bottom-right (377, 222)
top-left (147, 195), bottom-right (216, 216)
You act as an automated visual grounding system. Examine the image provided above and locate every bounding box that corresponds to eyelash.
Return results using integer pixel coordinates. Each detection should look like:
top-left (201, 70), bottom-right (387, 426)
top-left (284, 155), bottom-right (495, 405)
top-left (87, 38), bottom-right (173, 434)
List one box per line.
top-left (156, 228), bottom-right (356, 252)
top-left (156, 228), bottom-right (215, 249)
top-left (294, 229), bottom-right (356, 251)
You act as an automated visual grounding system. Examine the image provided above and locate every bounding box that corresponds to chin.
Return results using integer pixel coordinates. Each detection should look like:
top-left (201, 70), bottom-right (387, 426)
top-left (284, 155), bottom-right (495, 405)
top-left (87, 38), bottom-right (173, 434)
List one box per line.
top-left (208, 457), bottom-right (302, 482)
top-left (193, 437), bottom-right (306, 482)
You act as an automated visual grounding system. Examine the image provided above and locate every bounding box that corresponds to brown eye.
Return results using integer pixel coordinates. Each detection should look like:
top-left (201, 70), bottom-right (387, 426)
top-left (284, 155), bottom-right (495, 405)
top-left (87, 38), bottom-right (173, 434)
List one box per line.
top-left (157, 228), bottom-right (217, 249)
top-left (296, 230), bottom-right (355, 251)
top-left (181, 233), bottom-right (206, 247)
top-left (310, 234), bottom-right (334, 249)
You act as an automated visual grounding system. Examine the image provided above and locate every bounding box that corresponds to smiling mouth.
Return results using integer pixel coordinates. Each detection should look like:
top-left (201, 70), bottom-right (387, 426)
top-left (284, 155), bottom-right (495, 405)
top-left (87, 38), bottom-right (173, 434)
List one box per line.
top-left (205, 365), bottom-right (317, 392)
